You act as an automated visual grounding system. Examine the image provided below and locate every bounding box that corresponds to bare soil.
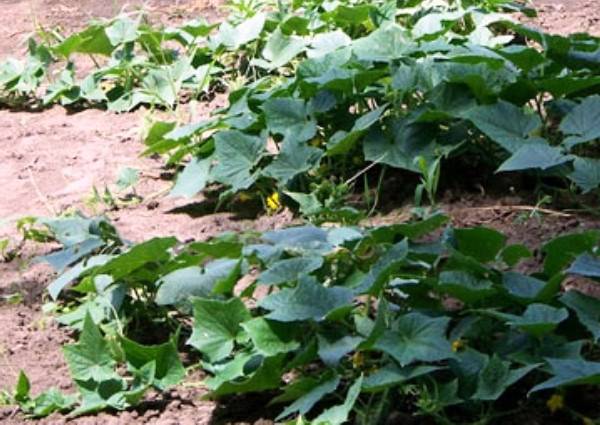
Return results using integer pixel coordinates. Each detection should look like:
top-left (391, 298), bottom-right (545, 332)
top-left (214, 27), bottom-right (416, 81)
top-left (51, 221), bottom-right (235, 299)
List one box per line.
top-left (0, 0), bottom-right (599, 424)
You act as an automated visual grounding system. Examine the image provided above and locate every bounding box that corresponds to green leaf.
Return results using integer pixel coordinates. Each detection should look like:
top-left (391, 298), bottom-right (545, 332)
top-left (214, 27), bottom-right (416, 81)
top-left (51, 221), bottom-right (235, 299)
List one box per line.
top-left (560, 290), bottom-right (600, 342)
top-left (473, 355), bottom-right (538, 401)
top-left (560, 95), bottom-right (600, 149)
top-left (570, 157), bottom-right (600, 193)
top-left (352, 23), bottom-right (414, 61)
top-left (188, 297), bottom-right (251, 362)
top-left (453, 227), bottom-right (506, 263)
top-left (497, 143), bottom-right (570, 172)
top-left (362, 364), bottom-right (442, 392)
top-left (170, 156), bottom-right (212, 197)
top-left (14, 370), bottom-right (30, 403)
top-left (285, 191), bottom-right (323, 216)
top-left (488, 303), bottom-right (569, 337)
top-left (542, 231), bottom-right (600, 276)
top-left (211, 131), bottom-right (265, 192)
top-left (530, 358), bottom-right (600, 393)
top-left (567, 254), bottom-right (600, 278)
top-left (363, 121), bottom-right (437, 172)
top-left (96, 237), bottom-right (177, 280)
top-left (354, 239), bottom-right (408, 295)
top-left (466, 101), bottom-right (542, 153)
top-left (31, 389), bottom-right (77, 417)
top-left (312, 375), bottom-right (363, 425)
top-left (156, 259), bottom-right (241, 305)
top-left (437, 271), bottom-right (495, 303)
top-left (63, 313), bottom-right (117, 382)
top-left (259, 277), bottom-right (354, 322)
top-left (308, 31), bottom-right (351, 58)
top-left (207, 354), bottom-right (285, 397)
top-left (370, 213), bottom-right (449, 242)
top-left (327, 106), bottom-right (387, 155)
top-left (317, 334), bottom-right (363, 367)
top-left (501, 244), bottom-right (532, 267)
top-left (262, 98), bottom-right (317, 145)
top-left (72, 376), bottom-right (146, 416)
top-left (374, 313), bottom-right (452, 366)
top-left (121, 337), bottom-right (185, 390)
top-left (263, 143), bottom-right (323, 184)
top-left (258, 256), bottom-right (323, 286)
top-left (115, 167), bottom-right (139, 191)
top-left (54, 25), bottom-right (114, 57)
top-left (502, 272), bottom-right (547, 300)
top-left (213, 13), bottom-right (265, 50)
top-left (276, 374), bottom-right (340, 421)
top-left (241, 318), bottom-right (300, 357)
top-left (253, 28), bottom-right (306, 70)
top-left (363, 363), bottom-right (442, 392)
top-left (105, 17), bottom-right (139, 46)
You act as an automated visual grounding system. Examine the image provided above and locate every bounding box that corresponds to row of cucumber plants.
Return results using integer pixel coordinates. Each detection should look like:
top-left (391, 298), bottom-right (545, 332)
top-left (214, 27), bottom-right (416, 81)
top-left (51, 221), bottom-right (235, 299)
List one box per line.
top-left (5, 212), bottom-right (600, 424)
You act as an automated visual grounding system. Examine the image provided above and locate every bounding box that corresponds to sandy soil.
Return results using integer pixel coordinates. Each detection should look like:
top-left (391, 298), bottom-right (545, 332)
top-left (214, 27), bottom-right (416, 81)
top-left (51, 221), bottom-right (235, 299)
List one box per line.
top-left (0, 0), bottom-right (599, 424)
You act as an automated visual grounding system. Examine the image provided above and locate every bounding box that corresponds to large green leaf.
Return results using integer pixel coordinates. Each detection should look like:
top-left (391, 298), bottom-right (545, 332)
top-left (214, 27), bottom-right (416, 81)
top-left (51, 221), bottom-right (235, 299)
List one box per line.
top-left (95, 237), bottom-right (177, 280)
top-left (170, 156), bottom-right (212, 198)
top-left (212, 13), bottom-right (265, 50)
top-left (327, 106), bottom-right (387, 155)
top-left (259, 277), bottom-right (354, 322)
top-left (374, 313), bottom-right (452, 366)
top-left (560, 290), bottom-right (600, 342)
top-left (54, 25), bottom-right (114, 57)
top-left (569, 157), bottom-right (600, 193)
top-left (352, 23), bottom-right (414, 61)
top-left (312, 376), bottom-right (363, 425)
top-left (530, 358), bottom-right (600, 393)
top-left (241, 318), bottom-right (300, 356)
top-left (354, 239), bottom-right (408, 294)
top-left (317, 333), bottom-right (363, 367)
top-left (188, 297), bottom-right (251, 362)
top-left (487, 303), bottom-right (569, 337)
top-left (363, 122), bottom-right (437, 172)
top-left (472, 355), bottom-right (538, 401)
top-left (497, 142), bottom-right (571, 172)
top-left (121, 336), bottom-right (185, 390)
top-left (156, 259), bottom-right (241, 305)
top-left (560, 95), bottom-right (600, 149)
top-left (466, 101), bottom-right (542, 153)
top-left (567, 254), bottom-right (600, 278)
top-left (211, 131), bottom-right (265, 191)
top-left (48, 254), bottom-right (113, 300)
top-left (276, 374), bottom-right (340, 420)
top-left (207, 354), bottom-right (285, 397)
top-left (63, 313), bottom-right (117, 382)
top-left (502, 272), bottom-right (547, 300)
top-left (253, 28), bottom-right (306, 70)
top-left (437, 271), bottom-right (495, 303)
top-left (452, 227), bottom-right (506, 263)
top-left (105, 17), bottom-right (139, 46)
top-left (258, 256), bottom-right (323, 285)
top-left (363, 364), bottom-right (442, 392)
top-left (262, 142), bottom-right (323, 184)
top-left (542, 231), bottom-right (600, 276)
top-left (262, 98), bottom-right (317, 145)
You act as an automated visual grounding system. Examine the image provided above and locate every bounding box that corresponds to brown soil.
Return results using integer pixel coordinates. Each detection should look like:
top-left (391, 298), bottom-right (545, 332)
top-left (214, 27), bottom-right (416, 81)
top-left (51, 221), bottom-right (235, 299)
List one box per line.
top-left (0, 0), bottom-right (599, 424)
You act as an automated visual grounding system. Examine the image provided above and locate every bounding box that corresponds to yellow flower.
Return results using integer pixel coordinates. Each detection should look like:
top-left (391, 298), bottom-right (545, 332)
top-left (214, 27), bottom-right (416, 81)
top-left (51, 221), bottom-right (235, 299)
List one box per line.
top-left (352, 351), bottom-right (365, 369)
top-left (266, 192), bottom-right (281, 212)
top-left (451, 339), bottom-right (465, 352)
top-left (546, 394), bottom-right (564, 413)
